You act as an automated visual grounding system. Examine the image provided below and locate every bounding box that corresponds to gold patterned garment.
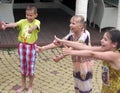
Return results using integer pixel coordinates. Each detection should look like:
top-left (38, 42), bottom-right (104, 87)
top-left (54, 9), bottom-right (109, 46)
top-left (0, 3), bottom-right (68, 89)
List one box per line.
top-left (102, 62), bottom-right (120, 93)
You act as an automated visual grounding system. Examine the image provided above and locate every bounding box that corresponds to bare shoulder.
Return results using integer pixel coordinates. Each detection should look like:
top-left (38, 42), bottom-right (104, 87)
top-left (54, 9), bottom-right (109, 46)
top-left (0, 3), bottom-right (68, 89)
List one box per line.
top-left (108, 51), bottom-right (120, 60)
top-left (97, 51), bottom-right (120, 62)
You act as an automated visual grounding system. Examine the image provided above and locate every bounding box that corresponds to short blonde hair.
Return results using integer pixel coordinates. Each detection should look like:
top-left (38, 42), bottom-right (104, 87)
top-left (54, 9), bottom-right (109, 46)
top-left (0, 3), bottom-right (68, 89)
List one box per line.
top-left (71, 15), bottom-right (85, 24)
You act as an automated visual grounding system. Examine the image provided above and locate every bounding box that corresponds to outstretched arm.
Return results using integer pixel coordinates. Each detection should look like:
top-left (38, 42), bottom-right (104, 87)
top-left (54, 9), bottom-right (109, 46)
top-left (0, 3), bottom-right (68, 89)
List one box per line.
top-left (35, 42), bottom-right (60, 53)
top-left (4, 22), bottom-right (18, 28)
top-left (54, 36), bottom-right (103, 51)
top-left (62, 47), bottom-right (118, 62)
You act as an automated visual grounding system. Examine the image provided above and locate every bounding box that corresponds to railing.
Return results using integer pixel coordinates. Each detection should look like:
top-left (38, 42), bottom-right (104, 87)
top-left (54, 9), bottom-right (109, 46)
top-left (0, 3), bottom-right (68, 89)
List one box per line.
top-left (0, 0), bottom-right (13, 3)
top-left (0, 0), bottom-right (14, 23)
top-left (104, 0), bottom-right (118, 7)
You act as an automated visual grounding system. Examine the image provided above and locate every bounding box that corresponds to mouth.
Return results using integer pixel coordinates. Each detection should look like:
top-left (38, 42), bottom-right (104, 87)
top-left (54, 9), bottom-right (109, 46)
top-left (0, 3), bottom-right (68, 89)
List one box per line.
top-left (70, 28), bottom-right (74, 32)
top-left (101, 43), bottom-right (105, 47)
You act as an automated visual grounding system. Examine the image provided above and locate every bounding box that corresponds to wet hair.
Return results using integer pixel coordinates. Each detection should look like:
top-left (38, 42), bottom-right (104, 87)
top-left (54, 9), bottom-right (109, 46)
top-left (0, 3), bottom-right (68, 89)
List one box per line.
top-left (71, 15), bottom-right (86, 32)
top-left (102, 27), bottom-right (120, 50)
top-left (26, 5), bottom-right (37, 14)
top-left (101, 27), bottom-right (115, 32)
top-left (71, 15), bottom-right (85, 24)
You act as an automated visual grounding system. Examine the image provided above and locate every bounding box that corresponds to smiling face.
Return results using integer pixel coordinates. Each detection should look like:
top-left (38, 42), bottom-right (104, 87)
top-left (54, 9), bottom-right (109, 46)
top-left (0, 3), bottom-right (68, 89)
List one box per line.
top-left (25, 5), bottom-right (38, 23)
top-left (101, 32), bottom-right (117, 51)
top-left (26, 10), bottom-right (37, 23)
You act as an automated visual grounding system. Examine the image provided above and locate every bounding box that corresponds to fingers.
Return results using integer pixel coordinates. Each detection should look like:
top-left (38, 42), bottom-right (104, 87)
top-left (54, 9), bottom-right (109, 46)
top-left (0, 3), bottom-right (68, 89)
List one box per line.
top-left (0, 21), bottom-right (6, 30)
top-left (62, 47), bottom-right (71, 56)
top-left (53, 36), bottom-right (63, 46)
top-left (54, 35), bottom-right (62, 42)
top-left (35, 45), bottom-right (42, 52)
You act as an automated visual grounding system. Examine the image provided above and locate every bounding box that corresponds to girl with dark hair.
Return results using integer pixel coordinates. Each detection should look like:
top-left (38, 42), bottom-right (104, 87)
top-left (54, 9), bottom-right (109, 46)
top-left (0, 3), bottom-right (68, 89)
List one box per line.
top-left (54, 28), bottom-right (120, 93)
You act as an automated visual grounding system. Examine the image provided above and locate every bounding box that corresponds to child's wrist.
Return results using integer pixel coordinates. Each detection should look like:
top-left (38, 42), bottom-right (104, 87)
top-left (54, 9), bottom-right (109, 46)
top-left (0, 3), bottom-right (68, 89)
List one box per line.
top-left (42, 46), bottom-right (45, 51)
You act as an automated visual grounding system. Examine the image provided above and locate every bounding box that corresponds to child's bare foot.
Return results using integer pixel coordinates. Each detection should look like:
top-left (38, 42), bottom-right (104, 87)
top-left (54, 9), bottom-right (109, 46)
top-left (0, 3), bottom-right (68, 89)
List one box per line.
top-left (16, 86), bottom-right (26, 93)
top-left (28, 87), bottom-right (33, 93)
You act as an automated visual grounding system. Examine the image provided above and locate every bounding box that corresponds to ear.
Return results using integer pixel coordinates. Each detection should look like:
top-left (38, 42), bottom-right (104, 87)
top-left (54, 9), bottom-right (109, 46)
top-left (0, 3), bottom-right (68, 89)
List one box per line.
top-left (112, 42), bottom-right (118, 49)
top-left (79, 23), bottom-right (83, 29)
top-left (35, 13), bottom-right (38, 18)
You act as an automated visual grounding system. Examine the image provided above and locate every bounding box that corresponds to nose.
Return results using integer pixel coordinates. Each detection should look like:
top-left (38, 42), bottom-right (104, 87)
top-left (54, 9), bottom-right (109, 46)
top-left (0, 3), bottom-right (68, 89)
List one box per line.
top-left (69, 23), bottom-right (73, 28)
top-left (100, 38), bottom-right (104, 44)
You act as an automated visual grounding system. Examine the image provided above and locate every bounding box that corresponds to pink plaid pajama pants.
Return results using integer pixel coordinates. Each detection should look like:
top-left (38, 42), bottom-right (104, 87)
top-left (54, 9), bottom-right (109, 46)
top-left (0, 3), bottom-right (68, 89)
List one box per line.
top-left (18, 42), bottom-right (38, 76)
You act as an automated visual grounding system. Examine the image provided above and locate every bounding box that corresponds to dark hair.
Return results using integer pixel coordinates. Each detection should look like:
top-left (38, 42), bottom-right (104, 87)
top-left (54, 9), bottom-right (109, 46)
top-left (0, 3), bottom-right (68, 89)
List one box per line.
top-left (104, 28), bottom-right (120, 50)
top-left (101, 27), bottom-right (115, 32)
top-left (26, 5), bottom-right (37, 14)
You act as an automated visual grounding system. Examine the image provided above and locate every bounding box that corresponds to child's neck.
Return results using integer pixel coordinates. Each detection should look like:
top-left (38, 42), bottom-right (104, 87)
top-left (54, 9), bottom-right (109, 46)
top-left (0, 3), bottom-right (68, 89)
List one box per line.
top-left (73, 32), bottom-right (82, 41)
top-left (74, 30), bottom-right (83, 37)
